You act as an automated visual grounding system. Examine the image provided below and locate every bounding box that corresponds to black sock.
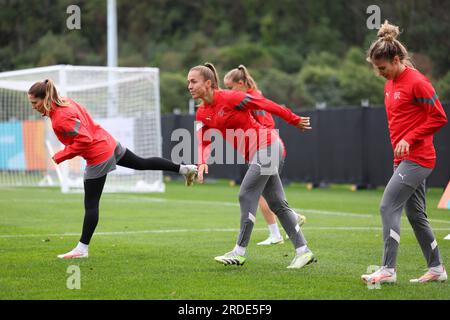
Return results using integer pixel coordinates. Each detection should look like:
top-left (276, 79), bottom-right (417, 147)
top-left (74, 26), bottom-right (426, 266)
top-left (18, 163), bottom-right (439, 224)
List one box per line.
top-left (117, 149), bottom-right (180, 172)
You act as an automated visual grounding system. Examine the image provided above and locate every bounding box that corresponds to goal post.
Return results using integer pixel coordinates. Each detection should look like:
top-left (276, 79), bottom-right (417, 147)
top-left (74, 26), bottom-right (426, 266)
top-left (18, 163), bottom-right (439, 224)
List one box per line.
top-left (0, 65), bottom-right (165, 193)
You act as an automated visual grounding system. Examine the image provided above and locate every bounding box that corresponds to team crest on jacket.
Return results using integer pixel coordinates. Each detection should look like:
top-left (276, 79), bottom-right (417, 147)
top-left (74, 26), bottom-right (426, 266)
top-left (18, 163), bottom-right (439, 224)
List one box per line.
top-left (218, 108), bottom-right (225, 117)
top-left (394, 91), bottom-right (401, 99)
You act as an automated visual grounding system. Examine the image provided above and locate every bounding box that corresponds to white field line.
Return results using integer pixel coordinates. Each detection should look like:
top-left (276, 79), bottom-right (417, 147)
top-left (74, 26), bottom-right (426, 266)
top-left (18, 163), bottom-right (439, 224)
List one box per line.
top-left (1, 196), bottom-right (449, 240)
top-left (0, 196), bottom-right (372, 217)
top-left (1, 226), bottom-right (450, 239)
top-left (2, 196), bottom-right (450, 225)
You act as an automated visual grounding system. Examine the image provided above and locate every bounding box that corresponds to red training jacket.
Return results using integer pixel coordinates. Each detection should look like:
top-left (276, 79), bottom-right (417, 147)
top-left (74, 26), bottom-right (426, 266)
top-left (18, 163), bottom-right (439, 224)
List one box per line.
top-left (50, 98), bottom-right (117, 165)
top-left (384, 66), bottom-right (447, 168)
top-left (247, 88), bottom-right (276, 129)
top-left (247, 88), bottom-right (286, 157)
top-left (196, 89), bottom-right (301, 164)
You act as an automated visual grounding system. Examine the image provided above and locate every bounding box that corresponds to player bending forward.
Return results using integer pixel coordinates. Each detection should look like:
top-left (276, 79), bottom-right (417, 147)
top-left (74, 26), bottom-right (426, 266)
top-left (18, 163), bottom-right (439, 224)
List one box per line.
top-left (28, 79), bottom-right (197, 259)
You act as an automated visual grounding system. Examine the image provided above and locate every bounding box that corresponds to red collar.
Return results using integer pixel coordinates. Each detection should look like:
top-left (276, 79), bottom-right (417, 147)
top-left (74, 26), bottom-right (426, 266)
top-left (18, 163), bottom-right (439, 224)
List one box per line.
top-left (393, 66), bottom-right (411, 82)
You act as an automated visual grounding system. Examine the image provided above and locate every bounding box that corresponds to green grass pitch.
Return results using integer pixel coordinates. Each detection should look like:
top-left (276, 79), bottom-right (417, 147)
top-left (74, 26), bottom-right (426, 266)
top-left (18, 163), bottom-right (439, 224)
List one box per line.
top-left (0, 181), bottom-right (449, 300)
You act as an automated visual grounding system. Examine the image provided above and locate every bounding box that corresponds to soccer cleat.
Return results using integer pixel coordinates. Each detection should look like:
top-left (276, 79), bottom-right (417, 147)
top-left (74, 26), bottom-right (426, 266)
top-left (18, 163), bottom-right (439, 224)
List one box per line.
top-left (410, 267), bottom-right (447, 283)
top-left (286, 213), bottom-right (307, 239)
top-left (297, 214), bottom-right (306, 226)
top-left (183, 165), bottom-right (198, 186)
top-left (57, 249), bottom-right (88, 259)
top-left (361, 266), bottom-right (396, 284)
top-left (257, 236), bottom-right (284, 246)
top-left (287, 251), bottom-right (317, 269)
top-left (214, 251), bottom-right (246, 266)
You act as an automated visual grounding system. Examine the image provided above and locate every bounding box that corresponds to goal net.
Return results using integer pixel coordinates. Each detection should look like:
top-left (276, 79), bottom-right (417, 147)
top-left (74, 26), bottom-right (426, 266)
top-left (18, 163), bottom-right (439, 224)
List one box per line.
top-left (0, 65), bottom-right (164, 193)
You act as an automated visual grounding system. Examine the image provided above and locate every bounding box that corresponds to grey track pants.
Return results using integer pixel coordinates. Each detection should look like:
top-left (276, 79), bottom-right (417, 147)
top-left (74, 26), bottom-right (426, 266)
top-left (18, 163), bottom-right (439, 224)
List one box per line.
top-left (236, 140), bottom-right (307, 249)
top-left (380, 160), bottom-right (442, 268)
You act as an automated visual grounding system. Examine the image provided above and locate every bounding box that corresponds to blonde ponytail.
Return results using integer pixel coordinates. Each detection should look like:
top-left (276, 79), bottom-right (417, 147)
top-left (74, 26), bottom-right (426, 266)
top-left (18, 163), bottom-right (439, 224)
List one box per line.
top-left (367, 20), bottom-right (414, 67)
top-left (377, 21), bottom-right (400, 42)
top-left (224, 64), bottom-right (259, 90)
top-left (28, 79), bottom-right (69, 113)
top-left (203, 62), bottom-right (220, 89)
top-left (190, 62), bottom-right (220, 89)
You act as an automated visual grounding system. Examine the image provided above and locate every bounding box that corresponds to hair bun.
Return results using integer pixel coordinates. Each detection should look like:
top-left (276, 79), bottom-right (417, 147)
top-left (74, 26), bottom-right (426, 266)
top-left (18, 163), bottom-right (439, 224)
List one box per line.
top-left (377, 20), bottom-right (400, 41)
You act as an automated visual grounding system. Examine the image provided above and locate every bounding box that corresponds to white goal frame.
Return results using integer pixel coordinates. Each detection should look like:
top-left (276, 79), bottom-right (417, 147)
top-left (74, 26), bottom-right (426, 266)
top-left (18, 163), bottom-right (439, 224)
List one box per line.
top-left (0, 65), bottom-right (165, 193)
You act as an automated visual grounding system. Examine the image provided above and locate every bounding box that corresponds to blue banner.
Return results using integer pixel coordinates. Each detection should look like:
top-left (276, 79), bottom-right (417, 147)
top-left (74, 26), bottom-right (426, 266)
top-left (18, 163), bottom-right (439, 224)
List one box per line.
top-left (0, 122), bottom-right (25, 170)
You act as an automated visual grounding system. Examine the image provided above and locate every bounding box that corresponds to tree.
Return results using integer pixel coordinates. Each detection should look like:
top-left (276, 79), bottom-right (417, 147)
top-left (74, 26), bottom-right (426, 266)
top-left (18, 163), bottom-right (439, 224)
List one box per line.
top-left (217, 42), bottom-right (274, 70)
top-left (257, 69), bottom-right (296, 106)
top-left (298, 65), bottom-right (343, 108)
top-left (338, 47), bottom-right (385, 106)
top-left (436, 71), bottom-right (450, 103)
top-left (159, 72), bottom-right (191, 114)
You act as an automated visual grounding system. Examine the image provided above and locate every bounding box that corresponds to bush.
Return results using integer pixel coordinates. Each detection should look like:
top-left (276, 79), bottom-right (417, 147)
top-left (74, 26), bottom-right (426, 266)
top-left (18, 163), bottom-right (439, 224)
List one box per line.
top-left (257, 69), bottom-right (296, 106)
top-left (436, 71), bottom-right (450, 103)
top-left (303, 51), bottom-right (340, 68)
top-left (35, 32), bottom-right (75, 66)
top-left (338, 47), bottom-right (385, 106)
top-left (298, 65), bottom-right (343, 107)
top-left (217, 42), bottom-right (273, 70)
top-left (160, 72), bottom-right (191, 114)
top-left (267, 45), bottom-right (304, 74)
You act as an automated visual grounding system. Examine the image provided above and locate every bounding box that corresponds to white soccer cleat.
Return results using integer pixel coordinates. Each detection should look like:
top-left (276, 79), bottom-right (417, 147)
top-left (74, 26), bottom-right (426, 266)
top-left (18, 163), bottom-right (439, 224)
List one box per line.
top-left (297, 213), bottom-right (306, 226)
top-left (57, 249), bottom-right (88, 259)
top-left (286, 213), bottom-right (307, 239)
top-left (361, 266), bottom-right (396, 285)
top-left (214, 251), bottom-right (246, 266)
top-left (183, 165), bottom-right (198, 186)
top-left (257, 236), bottom-right (284, 246)
top-left (410, 267), bottom-right (447, 283)
top-left (287, 251), bottom-right (317, 269)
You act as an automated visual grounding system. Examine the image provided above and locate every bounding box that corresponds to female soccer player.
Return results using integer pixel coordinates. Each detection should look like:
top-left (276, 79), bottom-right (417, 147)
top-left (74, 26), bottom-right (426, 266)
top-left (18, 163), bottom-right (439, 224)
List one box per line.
top-left (224, 65), bottom-right (306, 246)
top-left (188, 63), bottom-right (316, 268)
top-left (361, 21), bottom-right (448, 284)
top-left (28, 79), bottom-right (198, 259)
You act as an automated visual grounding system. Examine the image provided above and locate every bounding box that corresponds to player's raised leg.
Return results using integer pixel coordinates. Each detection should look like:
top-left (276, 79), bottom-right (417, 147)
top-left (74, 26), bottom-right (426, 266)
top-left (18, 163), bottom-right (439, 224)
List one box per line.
top-left (117, 148), bottom-right (198, 186)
